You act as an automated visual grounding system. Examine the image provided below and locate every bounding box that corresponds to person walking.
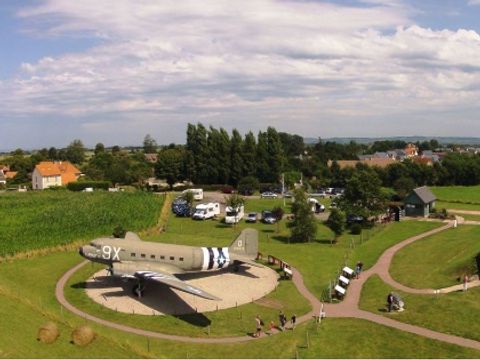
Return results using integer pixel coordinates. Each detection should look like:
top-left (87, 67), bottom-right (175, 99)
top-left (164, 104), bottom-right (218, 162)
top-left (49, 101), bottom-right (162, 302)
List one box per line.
top-left (463, 274), bottom-right (469, 292)
top-left (387, 292), bottom-right (394, 312)
top-left (355, 261), bottom-right (363, 279)
top-left (290, 314), bottom-right (296, 330)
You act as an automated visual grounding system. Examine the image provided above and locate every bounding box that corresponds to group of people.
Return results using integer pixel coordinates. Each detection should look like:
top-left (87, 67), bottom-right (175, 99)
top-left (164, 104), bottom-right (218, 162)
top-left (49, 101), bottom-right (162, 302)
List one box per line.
top-left (254, 312), bottom-right (297, 337)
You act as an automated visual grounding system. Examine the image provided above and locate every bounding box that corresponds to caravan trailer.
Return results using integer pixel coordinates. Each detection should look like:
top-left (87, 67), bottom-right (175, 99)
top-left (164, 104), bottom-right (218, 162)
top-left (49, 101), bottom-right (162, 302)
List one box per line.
top-left (192, 202), bottom-right (220, 220)
top-left (183, 188), bottom-right (204, 201)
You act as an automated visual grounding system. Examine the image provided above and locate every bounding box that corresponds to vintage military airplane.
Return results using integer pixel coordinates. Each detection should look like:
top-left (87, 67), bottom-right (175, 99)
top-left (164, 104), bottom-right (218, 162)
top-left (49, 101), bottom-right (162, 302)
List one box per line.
top-left (79, 228), bottom-right (260, 300)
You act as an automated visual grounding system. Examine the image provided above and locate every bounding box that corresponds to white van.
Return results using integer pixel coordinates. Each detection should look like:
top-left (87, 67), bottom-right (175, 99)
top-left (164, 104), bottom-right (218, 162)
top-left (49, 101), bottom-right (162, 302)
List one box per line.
top-left (183, 188), bottom-right (204, 200)
top-left (307, 197), bottom-right (325, 213)
top-left (225, 205), bottom-right (245, 224)
top-left (192, 202), bottom-right (220, 220)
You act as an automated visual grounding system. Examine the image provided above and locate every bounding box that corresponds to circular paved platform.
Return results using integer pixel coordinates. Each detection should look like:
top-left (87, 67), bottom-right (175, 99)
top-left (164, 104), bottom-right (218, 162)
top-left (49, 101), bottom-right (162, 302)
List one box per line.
top-left (85, 265), bottom-right (279, 315)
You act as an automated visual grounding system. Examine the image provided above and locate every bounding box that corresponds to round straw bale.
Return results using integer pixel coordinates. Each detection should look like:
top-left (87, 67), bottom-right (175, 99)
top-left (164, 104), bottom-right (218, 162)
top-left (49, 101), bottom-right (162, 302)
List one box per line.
top-left (71, 325), bottom-right (96, 346)
top-left (37, 322), bottom-right (59, 344)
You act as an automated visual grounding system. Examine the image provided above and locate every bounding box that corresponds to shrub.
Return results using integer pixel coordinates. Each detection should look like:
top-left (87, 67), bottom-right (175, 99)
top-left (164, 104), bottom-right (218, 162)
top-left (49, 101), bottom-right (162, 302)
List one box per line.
top-left (112, 225), bottom-right (127, 238)
top-left (350, 223), bottom-right (362, 235)
top-left (71, 325), bottom-right (95, 346)
top-left (37, 322), bottom-right (59, 344)
top-left (67, 181), bottom-right (110, 192)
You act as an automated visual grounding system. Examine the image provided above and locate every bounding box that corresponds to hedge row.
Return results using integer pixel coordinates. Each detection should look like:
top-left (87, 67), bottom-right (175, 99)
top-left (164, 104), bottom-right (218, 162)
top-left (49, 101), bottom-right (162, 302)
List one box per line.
top-left (67, 181), bottom-right (111, 192)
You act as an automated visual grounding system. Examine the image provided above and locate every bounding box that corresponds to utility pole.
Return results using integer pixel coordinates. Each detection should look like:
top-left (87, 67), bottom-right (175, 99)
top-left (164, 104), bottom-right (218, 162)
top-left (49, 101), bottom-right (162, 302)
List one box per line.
top-left (282, 173), bottom-right (285, 207)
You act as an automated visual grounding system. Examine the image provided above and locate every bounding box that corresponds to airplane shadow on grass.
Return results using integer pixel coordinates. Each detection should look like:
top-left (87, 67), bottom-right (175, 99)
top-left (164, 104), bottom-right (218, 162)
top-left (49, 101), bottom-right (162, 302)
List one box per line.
top-left (71, 277), bottom-right (212, 327)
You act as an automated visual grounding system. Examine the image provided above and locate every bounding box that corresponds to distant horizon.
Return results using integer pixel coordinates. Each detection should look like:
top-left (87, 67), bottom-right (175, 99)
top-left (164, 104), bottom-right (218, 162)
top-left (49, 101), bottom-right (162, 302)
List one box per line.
top-left (2, 134), bottom-right (480, 154)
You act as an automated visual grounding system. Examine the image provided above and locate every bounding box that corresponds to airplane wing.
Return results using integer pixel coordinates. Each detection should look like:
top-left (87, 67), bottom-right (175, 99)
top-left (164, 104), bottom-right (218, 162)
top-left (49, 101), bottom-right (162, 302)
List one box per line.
top-left (134, 270), bottom-right (221, 301)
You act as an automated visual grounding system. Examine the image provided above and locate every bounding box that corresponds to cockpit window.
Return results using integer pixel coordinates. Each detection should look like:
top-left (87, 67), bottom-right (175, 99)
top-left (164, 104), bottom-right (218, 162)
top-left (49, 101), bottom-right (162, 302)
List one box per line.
top-left (89, 241), bottom-right (101, 249)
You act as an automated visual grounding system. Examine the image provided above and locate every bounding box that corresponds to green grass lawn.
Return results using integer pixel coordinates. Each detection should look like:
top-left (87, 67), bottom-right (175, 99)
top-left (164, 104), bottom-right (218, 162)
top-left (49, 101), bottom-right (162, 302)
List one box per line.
top-left (436, 201), bottom-right (480, 211)
top-left (0, 253), bottom-right (478, 358)
top-left (0, 191), bottom-right (164, 257)
top-left (64, 255), bottom-right (311, 337)
top-left (460, 214), bottom-right (480, 222)
top-left (432, 186), bottom-right (480, 204)
top-left (390, 225), bottom-right (480, 289)
top-left (360, 275), bottom-right (480, 343)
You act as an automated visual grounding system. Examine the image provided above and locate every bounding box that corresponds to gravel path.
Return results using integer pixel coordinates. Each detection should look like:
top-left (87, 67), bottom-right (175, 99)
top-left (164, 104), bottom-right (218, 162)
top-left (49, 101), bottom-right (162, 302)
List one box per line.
top-left (55, 220), bottom-right (480, 350)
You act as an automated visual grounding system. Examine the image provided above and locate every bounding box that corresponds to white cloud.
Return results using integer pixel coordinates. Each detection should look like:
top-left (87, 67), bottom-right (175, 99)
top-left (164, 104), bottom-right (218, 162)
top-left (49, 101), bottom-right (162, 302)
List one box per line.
top-left (1, 0), bottom-right (480, 147)
top-left (468, 0), bottom-right (480, 6)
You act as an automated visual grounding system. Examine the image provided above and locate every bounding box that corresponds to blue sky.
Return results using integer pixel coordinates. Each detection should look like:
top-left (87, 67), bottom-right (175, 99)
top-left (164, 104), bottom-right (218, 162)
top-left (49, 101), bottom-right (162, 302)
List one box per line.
top-left (1, 0), bottom-right (480, 150)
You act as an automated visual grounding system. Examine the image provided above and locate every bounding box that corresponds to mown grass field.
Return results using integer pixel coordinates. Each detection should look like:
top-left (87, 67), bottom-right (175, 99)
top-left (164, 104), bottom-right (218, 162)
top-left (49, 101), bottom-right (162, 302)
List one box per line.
top-left (431, 185), bottom-right (480, 204)
top-left (360, 275), bottom-right (480, 343)
top-left (390, 225), bottom-right (480, 289)
top-left (0, 191), bottom-right (164, 257)
top-left (1, 252), bottom-right (478, 358)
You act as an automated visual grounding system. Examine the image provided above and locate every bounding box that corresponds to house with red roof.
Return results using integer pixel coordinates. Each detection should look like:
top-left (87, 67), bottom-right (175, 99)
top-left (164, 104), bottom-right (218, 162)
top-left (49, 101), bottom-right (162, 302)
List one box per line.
top-left (32, 161), bottom-right (81, 190)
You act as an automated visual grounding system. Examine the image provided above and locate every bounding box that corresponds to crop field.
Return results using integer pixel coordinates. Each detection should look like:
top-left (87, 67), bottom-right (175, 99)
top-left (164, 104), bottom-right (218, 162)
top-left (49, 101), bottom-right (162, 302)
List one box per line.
top-left (360, 275), bottom-right (480, 343)
top-left (390, 225), bottom-right (480, 289)
top-left (431, 185), bottom-right (480, 204)
top-left (0, 191), bottom-right (164, 257)
top-left (0, 252), bottom-right (478, 358)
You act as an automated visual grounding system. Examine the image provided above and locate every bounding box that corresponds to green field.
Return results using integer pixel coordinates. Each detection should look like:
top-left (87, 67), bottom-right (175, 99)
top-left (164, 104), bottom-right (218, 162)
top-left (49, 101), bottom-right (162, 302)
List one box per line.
top-left (432, 186), bottom-right (480, 204)
top-left (360, 275), bottom-right (480, 343)
top-left (390, 226), bottom-right (480, 289)
top-left (0, 191), bottom-right (164, 257)
top-left (1, 192), bottom-right (478, 357)
top-left (460, 214), bottom-right (480, 222)
top-left (1, 252), bottom-right (478, 358)
top-left (436, 201), bottom-right (480, 211)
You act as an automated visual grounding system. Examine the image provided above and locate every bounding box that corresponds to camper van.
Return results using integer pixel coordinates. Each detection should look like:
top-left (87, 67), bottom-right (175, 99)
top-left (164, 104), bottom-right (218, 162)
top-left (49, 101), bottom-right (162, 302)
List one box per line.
top-left (224, 205), bottom-right (245, 224)
top-left (182, 188), bottom-right (204, 201)
top-left (192, 202), bottom-right (220, 220)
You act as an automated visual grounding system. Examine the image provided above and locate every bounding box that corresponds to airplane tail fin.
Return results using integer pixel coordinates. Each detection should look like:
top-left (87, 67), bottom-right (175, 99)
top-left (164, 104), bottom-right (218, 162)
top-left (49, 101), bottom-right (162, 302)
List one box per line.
top-left (228, 228), bottom-right (258, 259)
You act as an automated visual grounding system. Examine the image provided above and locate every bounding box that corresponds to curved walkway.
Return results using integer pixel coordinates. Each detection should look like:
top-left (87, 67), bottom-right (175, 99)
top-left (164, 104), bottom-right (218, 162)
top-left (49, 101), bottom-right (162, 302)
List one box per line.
top-left (56, 221), bottom-right (480, 351)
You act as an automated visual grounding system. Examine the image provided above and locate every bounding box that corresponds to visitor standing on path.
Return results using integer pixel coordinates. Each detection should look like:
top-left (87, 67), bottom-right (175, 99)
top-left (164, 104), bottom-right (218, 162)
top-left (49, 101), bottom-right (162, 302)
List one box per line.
top-left (290, 314), bottom-right (296, 330)
top-left (463, 274), bottom-right (469, 292)
top-left (254, 315), bottom-right (263, 337)
top-left (387, 292), bottom-right (394, 312)
top-left (279, 311), bottom-right (286, 331)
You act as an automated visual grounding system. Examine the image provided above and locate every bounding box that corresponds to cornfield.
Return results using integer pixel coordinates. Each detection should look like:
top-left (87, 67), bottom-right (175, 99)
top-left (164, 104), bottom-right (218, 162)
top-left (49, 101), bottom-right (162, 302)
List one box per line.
top-left (0, 191), bottom-right (164, 257)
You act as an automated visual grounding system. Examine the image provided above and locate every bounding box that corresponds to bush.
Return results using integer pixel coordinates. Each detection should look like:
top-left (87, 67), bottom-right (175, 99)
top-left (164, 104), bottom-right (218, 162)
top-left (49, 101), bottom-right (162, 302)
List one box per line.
top-left (350, 223), bottom-right (362, 235)
top-left (67, 181), bottom-right (111, 192)
top-left (112, 225), bottom-right (127, 238)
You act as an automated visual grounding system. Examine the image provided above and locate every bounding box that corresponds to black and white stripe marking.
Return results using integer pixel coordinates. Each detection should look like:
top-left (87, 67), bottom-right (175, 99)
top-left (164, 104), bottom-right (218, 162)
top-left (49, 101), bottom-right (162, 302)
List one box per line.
top-left (201, 247), bottom-right (230, 270)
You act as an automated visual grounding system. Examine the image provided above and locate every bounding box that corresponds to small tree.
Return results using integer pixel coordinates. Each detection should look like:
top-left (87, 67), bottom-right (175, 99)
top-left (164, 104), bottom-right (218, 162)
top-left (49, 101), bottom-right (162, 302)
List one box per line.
top-left (113, 225), bottom-right (126, 238)
top-left (271, 206), bottom-right (285, 233)
top-left (182, 190), bottom-right (195, 207)
top-left (326, 208), bottom-right (346, 245)
top-left (290, 188), bottom-right (317, 243)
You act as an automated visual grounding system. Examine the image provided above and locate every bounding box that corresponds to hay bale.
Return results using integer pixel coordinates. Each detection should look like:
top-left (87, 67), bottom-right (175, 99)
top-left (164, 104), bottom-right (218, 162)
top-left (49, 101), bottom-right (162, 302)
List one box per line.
top-left (37, 322), bottom-right (59, 344)
top-left (71, 325), bottom-right (96, 346)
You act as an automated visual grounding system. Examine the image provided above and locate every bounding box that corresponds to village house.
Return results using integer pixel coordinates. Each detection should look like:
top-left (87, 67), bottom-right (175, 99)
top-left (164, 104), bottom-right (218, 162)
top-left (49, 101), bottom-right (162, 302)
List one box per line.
top-left (32, 161), bottom-right (82, 190)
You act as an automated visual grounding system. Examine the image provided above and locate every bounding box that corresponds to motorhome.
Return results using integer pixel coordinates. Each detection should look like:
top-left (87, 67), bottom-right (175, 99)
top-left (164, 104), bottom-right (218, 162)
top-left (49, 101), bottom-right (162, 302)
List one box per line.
top-left (225, 205), bottom-right (245, 224)
top-left (192, 202), bottom-right (220, 220)
top-left (182, 188), bottom-right (204, 201)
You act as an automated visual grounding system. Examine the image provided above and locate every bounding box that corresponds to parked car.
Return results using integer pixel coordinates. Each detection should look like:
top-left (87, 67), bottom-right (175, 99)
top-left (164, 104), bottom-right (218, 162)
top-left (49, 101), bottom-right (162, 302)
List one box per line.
top-left (192, 202), bottom-right (220, 220)
top-left (261, 191), bottom-right (278, 199)
top-left (347, 214), bottom-right (364, 224)
top-left (171, 197), bottom-right (191, 217)
top-left (283, 191), bottom-right (294, 198)
top-left (262, 211), bottom-right (277, 224)
top-left (245, 212), bottom-right (258, 223)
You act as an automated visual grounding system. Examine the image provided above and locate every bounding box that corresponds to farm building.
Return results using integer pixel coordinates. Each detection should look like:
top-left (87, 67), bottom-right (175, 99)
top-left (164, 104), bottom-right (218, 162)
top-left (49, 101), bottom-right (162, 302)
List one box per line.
top-left (32, 161), bottom-right (81, 190)
top-left (404, 186), bottom-right (436, 217)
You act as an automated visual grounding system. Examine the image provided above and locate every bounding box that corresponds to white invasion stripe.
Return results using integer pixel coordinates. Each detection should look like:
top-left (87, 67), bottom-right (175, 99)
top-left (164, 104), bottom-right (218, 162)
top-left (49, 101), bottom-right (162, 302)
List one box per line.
top-left (201, 247), bottom-right (209, 271)
top-left (221, 247), bottom-right (230, 268)
top-left (212, 248), bottom-right (220, 269)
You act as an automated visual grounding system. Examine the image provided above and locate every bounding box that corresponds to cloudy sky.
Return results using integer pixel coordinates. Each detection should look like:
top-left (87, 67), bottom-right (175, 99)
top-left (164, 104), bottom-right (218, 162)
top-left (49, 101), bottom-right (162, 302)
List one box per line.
top-left (1, 0), bottom-right (480, 150)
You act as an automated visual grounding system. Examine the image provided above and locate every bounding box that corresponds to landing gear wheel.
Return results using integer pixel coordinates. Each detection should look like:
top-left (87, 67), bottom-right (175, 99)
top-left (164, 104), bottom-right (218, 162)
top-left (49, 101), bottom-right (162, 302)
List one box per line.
top-left (132, 284), bottom-right (145, 298)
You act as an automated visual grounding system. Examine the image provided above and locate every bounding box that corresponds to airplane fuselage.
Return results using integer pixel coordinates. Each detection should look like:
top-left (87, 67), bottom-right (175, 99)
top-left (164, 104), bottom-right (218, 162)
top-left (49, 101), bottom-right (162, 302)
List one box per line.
top-left (79, 237), bottom-right (231, 274)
